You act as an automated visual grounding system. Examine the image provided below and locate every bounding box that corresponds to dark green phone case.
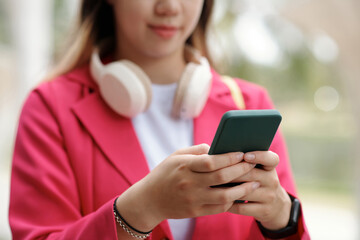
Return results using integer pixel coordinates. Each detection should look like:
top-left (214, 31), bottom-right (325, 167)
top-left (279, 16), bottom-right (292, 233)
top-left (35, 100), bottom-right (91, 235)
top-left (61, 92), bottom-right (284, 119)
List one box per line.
top-left (208, 110), bottom-right (282, 194)
top-left (208, 110), bottom-right (282, 155)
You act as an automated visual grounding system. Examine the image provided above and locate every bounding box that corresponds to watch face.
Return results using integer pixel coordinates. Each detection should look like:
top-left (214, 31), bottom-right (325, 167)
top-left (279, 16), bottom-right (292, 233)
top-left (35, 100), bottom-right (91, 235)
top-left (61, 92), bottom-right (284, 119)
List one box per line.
top-left (289, 198), bottom-right (301, 226)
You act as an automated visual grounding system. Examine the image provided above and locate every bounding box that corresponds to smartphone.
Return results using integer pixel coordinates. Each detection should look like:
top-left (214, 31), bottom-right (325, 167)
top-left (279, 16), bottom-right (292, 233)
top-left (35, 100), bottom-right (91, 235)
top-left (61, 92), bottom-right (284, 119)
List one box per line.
top-left (209, 110), bottom-right (282, 155)
top-left (209, 110), bottom-right (282, 193)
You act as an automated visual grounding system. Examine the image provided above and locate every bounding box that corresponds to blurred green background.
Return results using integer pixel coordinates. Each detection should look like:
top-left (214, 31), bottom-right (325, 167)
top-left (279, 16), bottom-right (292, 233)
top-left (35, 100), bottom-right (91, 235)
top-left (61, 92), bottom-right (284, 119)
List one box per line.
top-left (0, 0), bottom-right (359, 239)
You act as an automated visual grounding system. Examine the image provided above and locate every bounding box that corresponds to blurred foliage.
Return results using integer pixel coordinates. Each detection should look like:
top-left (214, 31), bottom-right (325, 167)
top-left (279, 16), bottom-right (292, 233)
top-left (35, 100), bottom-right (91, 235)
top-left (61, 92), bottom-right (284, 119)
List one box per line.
top-left (52, 0), bottom-right (75, 59)
top-left (0, 1), bottom-right (10, 45)
top-left (228, 51), bottom-right (344, 105)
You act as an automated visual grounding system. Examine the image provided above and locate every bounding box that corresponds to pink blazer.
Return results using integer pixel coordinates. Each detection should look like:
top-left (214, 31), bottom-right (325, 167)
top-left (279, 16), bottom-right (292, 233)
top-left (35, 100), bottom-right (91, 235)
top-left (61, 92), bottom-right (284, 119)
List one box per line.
top-left (9, 66), bottom-right (310, 240)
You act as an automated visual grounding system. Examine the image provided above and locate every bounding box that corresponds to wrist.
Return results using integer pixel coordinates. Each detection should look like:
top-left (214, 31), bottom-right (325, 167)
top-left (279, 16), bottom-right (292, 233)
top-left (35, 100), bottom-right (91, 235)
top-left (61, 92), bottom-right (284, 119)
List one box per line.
top-left (116, 183), bottom-right (164, 232)
top-left (113, 197), bottom-right (152, 239)
top-left (260, 189), bottom-right (292, 230)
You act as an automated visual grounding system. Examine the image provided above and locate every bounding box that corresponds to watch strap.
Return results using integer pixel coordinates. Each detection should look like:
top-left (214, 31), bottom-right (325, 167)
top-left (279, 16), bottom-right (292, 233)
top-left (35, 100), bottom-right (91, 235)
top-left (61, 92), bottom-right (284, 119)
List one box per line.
top-left (257, 195), bottom-right (301, 239)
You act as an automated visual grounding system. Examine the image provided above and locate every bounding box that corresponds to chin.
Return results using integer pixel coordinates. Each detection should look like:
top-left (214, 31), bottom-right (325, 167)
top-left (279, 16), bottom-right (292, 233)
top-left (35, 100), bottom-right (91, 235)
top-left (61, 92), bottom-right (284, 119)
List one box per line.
top-left (144, 43), bottom-right (185, 59)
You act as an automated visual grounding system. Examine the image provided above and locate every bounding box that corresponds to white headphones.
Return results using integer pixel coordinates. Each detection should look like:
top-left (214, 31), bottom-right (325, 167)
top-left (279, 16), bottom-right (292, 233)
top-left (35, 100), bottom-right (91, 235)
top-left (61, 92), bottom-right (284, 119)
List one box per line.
top-left (90, 47), bottom-right (212, 119)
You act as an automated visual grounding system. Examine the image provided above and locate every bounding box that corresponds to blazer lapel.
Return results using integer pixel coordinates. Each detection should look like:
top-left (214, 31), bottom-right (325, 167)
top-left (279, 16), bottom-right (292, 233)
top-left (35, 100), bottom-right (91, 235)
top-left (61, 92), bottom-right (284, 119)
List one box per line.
top-left (194, 73), bottom-right (238, 145)
top-left (71, 92), bottom-right (150, 186)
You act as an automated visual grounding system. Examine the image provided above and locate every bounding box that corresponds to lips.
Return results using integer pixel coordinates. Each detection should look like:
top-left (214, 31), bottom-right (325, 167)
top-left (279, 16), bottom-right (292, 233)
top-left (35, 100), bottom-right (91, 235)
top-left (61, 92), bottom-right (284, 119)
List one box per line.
top-left (149, 25), bottom-right (179, 39)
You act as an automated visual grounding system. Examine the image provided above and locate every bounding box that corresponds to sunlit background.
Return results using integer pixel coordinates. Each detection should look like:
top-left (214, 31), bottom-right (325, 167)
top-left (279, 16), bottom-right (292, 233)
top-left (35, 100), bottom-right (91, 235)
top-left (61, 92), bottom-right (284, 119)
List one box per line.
top-left (0, 0), bottom-right (359, 239)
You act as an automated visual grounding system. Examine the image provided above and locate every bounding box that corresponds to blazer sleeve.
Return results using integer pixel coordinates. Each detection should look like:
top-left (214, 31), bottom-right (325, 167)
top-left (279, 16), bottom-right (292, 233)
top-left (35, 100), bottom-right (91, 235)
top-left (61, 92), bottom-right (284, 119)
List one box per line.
top-left (254, 87), bottom-right (310, 240)
top-left (9, 90), bottom-right (118, 240)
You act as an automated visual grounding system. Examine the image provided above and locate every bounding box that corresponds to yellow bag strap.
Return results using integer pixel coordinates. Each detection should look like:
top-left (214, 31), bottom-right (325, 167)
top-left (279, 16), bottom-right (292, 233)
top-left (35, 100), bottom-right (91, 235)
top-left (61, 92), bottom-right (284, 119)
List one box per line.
top-left (220, 75), bottom-right (246, 110)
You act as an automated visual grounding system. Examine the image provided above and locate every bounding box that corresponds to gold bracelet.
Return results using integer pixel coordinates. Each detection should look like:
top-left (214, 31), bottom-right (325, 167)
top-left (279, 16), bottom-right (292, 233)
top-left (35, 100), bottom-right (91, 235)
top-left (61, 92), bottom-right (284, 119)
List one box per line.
top-left (113, 198), bottom-right (152, 239)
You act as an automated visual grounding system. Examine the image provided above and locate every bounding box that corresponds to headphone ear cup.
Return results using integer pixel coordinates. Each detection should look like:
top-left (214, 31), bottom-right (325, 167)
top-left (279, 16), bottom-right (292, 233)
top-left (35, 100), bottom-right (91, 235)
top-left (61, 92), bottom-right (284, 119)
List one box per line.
top-left (98, 62), bottom-right (152, 118)
top-left (172, 63), bottom-right (197, 119)
top-left (120, 60), bottom-right (153, 111)
top-left (173, 60), bottom-right (212, 119)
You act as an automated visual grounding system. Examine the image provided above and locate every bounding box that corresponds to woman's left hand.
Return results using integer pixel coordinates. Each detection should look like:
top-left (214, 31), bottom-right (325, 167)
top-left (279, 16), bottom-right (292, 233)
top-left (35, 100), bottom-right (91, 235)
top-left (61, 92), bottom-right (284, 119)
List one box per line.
top-left (228, 151), bottom-right (292, 230)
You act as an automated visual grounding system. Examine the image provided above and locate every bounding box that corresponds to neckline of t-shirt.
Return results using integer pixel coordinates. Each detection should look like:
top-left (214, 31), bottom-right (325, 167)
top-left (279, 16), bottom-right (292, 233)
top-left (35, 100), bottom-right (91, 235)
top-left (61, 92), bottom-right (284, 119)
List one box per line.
top-left (151, 82), bottom-right (178, 91)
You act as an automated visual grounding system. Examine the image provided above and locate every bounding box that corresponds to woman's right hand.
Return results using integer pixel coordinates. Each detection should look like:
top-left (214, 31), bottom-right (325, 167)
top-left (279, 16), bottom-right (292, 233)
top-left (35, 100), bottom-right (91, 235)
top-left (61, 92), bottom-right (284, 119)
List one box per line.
top-left (115, 144), bottom-right (259, 233)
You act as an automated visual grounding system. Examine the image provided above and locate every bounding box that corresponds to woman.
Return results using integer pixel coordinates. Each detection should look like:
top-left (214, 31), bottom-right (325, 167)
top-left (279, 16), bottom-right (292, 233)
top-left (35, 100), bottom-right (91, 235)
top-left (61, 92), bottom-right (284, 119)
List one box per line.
top-left (9, 0), bottom-right (309, 239)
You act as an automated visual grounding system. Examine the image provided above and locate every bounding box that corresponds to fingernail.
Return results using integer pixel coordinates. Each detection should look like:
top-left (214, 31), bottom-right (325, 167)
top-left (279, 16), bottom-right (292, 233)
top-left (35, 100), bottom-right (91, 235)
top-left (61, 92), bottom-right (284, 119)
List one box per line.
top-left (246, 153), bottom-right (255, 161)
top-left (237, 152), bottom-right (244, 160)
top-left (252, 182), bottom-right (260, 189)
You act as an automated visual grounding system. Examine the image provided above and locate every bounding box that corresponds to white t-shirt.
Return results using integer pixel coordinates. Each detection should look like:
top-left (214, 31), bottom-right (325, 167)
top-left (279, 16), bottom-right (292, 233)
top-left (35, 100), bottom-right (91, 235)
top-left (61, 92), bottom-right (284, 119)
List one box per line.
top-left (132, 83), bottom-right (195, 240)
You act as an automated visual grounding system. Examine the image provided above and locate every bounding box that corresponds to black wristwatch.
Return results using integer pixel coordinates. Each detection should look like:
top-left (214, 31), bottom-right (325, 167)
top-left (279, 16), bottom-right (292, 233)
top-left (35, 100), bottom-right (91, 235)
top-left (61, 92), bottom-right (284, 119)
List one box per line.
top-left (257, 195), bottom-right (301, 239)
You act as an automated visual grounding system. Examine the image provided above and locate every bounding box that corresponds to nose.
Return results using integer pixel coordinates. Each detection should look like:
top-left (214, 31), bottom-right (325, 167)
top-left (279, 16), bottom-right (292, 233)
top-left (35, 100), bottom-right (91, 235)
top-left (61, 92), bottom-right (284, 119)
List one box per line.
top-left (155, 0), bottom-right (180, 16)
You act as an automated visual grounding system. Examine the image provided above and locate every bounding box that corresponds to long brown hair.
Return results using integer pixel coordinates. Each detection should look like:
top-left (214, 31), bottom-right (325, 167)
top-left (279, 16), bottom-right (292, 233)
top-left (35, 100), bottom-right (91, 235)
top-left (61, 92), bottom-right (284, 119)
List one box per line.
top-left (49, 0), bottom-right (214, 79)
